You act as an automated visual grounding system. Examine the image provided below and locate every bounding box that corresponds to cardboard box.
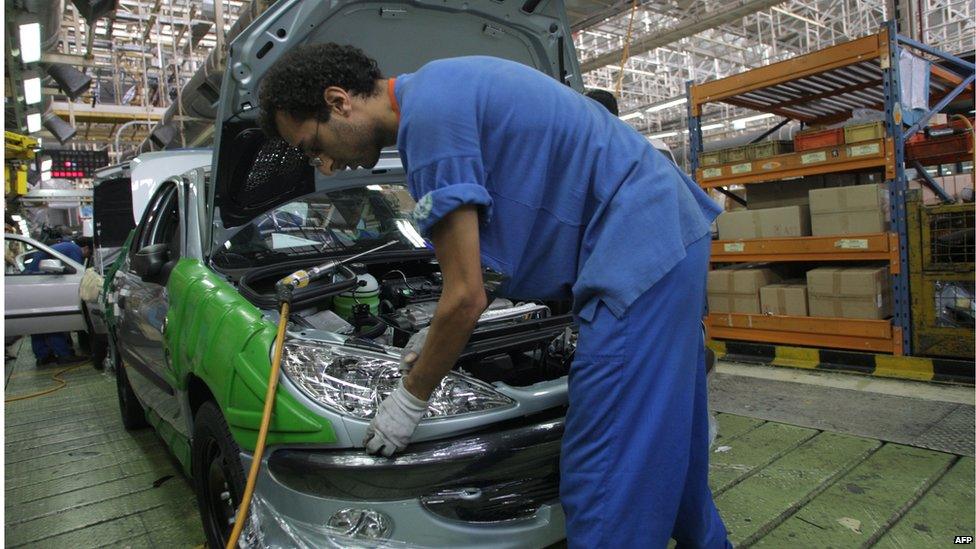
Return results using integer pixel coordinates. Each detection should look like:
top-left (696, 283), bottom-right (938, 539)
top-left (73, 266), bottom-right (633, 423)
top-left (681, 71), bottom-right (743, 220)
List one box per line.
top-left (809, 183), bottom-right (889, 236)
top-left (747, 176), bottom-right (824, 210)
top-left (718, 206), bottom-right (811, 240)
top-left (708, 268), bottom-right (781, 314)
top-left (760, 283), bottom-right (809, 316)
top-left (806, 266), bottom-right (891, 319)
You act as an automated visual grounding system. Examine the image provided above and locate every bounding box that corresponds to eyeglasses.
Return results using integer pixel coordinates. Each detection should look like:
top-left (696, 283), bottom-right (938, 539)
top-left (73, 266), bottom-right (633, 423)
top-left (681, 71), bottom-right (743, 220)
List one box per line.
top-left (306, 120), bottom-right (324, 167)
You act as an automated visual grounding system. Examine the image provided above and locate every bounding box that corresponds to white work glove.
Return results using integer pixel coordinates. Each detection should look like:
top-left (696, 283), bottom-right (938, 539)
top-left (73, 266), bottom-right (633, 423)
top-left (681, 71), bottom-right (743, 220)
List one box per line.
top-left (399, 327), bottom-right (429, 373)
top-left (364, 379), bottom-right (428, 457)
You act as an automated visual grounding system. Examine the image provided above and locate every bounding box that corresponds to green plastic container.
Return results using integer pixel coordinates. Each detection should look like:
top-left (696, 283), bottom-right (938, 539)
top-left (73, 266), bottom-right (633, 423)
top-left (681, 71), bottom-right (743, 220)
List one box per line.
top-left (333, 270), bottom-right (380, 320)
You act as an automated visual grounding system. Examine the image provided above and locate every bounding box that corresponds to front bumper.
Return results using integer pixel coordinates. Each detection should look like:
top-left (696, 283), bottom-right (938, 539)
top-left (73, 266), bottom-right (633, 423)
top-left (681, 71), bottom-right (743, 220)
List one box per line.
top-left (244, 415), bottom-right (565, 548)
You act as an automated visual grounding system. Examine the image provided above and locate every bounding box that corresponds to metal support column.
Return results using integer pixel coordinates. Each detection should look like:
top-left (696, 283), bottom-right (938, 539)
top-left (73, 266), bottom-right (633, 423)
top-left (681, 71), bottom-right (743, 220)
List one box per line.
top-left (685, 80), bottom-right (702, 174)
top-left (881, 20), bottom-right (912, 354)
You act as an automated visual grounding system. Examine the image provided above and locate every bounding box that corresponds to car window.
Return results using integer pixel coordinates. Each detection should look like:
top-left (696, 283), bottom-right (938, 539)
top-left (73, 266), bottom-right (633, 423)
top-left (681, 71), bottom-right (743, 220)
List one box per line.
top-left (135, 184), bottom-right (181, 255)
top-left (212, 184), bottom-right (424, 268)
top-left (5, 238), bottom-right (54, 276)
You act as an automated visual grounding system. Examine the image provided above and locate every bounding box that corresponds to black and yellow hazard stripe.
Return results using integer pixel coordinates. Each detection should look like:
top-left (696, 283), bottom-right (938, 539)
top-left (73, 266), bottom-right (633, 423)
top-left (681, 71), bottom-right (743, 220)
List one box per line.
top-left (707, 340), bottom-right (974, 385)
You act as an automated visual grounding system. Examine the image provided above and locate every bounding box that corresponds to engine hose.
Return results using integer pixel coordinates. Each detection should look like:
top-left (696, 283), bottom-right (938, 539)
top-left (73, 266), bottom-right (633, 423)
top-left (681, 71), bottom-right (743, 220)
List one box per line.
top-left (225, 300), bottom-right (290, 549)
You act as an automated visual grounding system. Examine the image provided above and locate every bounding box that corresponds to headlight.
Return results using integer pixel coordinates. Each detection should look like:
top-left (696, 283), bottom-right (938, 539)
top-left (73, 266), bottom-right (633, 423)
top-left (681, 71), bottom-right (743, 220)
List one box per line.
top-left (282, 341), bottom-right (515, 419)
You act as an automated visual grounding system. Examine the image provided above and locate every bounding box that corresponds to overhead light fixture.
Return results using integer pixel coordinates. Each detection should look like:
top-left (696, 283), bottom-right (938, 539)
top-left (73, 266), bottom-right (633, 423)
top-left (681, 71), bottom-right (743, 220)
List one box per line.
top-left (646, 97), bottom-right (687, 114)
top-left (732, 113), bottom-right (775, 129)
top-left (40, 158), bottom-right (53, 171)
top-left (19, 21), bottom-right (42, 63)
top-left (620, 111), bottom-right (644, 121)
top-left (46, 64), bottom-right (93, 100)
top-left (648, 131), bottom-right (679, 139)
top-left (26, 112), bottom-right (42, 133)
top-left (701, 123), bottom-right (725, 132)
top-left (149, 122), bottom-right (179, 149)
top-left (42, 111), bottom-right (77, 144)
top-left (23, 74), bottom-right (42, 105)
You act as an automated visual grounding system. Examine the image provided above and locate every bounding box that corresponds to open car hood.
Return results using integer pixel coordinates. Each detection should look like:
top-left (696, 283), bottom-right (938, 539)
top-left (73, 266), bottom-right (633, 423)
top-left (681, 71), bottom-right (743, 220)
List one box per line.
top-left (209, 0), bottom-right (582, 254)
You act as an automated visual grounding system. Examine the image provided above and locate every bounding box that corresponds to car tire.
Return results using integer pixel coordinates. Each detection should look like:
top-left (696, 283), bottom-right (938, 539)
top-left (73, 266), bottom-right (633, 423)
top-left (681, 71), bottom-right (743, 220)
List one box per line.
top-left (192, 401), bottom-right (247, 549)
top-left (113, 336), bottom-right (148, 430)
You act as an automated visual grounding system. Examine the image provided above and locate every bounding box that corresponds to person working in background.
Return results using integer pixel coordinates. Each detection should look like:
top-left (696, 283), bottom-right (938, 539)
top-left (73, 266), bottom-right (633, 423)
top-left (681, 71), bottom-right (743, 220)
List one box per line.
top-left (27, 236), bottom-right (93, 366)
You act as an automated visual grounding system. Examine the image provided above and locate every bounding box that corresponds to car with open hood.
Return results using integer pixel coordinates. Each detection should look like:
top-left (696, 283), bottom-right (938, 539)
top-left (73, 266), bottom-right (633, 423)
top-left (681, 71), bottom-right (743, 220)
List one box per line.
top-left (107, 1), bottom-right (586, 547)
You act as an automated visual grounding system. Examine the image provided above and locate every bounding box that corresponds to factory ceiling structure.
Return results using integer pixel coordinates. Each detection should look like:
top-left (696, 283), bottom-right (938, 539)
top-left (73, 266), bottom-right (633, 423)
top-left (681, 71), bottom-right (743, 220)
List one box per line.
top-left (4, 0), bottom-right (973, 163)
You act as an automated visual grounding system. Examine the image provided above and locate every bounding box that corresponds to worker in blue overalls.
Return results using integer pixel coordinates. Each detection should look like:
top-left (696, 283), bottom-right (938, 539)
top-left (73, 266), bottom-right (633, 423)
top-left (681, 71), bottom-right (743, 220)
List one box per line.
top-left (259, 44), bottom-right (730, 548)
top-left (26, 236), bottom-right (92, 366)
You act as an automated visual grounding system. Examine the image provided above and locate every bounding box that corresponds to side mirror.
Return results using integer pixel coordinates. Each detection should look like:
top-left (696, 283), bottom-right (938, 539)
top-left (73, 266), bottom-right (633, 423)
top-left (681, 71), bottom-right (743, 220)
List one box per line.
top-left (39, 259), bottom-right (66, 274)
top-left (132, 243), bottom-right (170, 284)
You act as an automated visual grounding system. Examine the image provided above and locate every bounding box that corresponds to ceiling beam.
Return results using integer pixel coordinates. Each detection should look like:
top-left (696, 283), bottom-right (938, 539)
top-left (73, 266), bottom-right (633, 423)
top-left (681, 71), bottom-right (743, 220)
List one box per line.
top-left (579, 0), bottom-right (791, 73)
top-left (41, 52), bottom-right (98, 67)
top-left (50, 101), bottom-right (166, 123)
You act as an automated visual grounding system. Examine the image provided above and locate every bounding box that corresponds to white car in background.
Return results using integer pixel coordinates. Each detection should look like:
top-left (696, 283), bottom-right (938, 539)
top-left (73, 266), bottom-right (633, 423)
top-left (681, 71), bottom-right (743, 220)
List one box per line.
top-left (82, 149), bottom-right (213, 368)
top-left (4, 233), bottom-right (88, 337)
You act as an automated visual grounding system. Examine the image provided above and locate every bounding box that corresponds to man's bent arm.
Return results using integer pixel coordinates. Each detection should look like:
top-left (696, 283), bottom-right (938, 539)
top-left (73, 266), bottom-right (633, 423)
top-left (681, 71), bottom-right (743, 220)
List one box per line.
top-left (403, 205), bottom-right (487, 400)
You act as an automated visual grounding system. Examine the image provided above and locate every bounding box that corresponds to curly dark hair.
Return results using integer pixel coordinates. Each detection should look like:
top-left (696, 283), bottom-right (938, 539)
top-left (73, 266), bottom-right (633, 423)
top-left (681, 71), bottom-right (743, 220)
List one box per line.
top-left (585, 89), bottom-right (618, 116)
top-left (258, 43), bottom-right (383, 138)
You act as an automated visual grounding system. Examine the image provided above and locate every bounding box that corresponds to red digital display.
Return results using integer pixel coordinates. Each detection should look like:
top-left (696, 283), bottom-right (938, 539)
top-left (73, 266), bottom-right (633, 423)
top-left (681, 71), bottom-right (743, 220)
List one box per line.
top-left (40, 150), bottom-right (109, 180)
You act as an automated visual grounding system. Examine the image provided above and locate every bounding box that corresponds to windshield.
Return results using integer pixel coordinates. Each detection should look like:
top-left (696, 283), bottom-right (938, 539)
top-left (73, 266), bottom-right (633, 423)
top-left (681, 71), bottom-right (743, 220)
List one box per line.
top-left (212, 184), bottom-right (427, 268)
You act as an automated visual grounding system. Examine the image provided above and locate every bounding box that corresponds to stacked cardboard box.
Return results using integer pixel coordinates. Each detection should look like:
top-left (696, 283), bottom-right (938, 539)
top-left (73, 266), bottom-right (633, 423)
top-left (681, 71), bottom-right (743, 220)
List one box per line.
top-left (746, 175), bottom-right (845, 210)
top-left (760, 283), bottom-right (809, 316)
top-left (809, 183), bottom-right (889, 236)
top-left (707, 267), bottom-right (781, 314)
top-left (806, 266), bottom-right (892, 319)
top-left (717, 206), bottom-right (811, 240)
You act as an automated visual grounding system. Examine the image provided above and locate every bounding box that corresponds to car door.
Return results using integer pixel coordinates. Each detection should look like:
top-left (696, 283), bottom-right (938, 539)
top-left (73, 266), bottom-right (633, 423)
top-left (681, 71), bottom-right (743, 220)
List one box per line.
top-left (115, 181), bottom-right (183, 428)
top-left (4, 235), bottom-right (86, 336)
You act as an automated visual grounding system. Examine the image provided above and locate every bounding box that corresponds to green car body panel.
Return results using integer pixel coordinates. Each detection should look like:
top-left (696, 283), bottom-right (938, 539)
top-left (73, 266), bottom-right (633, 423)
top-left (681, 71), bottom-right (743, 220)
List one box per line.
top-left (164, 259), bottom-right (337, 454)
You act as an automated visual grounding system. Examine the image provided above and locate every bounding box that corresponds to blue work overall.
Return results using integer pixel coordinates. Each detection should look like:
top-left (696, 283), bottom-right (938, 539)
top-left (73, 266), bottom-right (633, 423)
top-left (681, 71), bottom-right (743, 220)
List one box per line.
top-left (28, 240), bottom-right (84, 361)
top-left (394, 56), bottom-right (730, 548)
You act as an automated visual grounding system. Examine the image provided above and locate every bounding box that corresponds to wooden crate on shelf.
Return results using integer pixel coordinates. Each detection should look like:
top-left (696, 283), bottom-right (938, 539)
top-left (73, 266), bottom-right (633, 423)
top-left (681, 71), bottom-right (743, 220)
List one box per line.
top-left (701, 150), bottom-right (723, 166)
top-left (794, 127), bottom-right (845, 151)
top-left (749, 140), bottom-right (793, 159)
top-left (844, 121), bottom-right (885, 143)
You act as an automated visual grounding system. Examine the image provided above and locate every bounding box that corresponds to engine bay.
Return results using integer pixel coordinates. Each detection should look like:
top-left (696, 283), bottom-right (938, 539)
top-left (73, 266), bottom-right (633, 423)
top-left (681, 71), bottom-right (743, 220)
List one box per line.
top-left (235, 257), bottom-right (576, 386)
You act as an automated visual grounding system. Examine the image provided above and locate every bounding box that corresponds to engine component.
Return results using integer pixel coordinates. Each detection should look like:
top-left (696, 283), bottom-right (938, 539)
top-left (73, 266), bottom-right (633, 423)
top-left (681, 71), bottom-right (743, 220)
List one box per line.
top-left (380, 271), bottom-right (442, 309)
top-left (333, 263), bottom-right (380, 321)
top-left (391, 298), bottom-right (525, 332)
top-left (299, 309), bottom-right (354, 334)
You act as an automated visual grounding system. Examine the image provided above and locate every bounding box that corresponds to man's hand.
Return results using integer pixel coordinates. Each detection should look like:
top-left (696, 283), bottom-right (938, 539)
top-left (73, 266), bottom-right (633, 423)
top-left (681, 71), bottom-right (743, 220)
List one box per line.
top-left (364, 379), bottom-right (428, 457)
top-left (399, 327), bottom-right (429, 373)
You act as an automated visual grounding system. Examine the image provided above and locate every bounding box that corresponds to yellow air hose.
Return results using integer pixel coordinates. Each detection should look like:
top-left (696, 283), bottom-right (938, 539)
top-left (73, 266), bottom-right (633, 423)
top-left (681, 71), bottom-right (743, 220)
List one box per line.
top-left (226, 300), bottom-right (290, 549)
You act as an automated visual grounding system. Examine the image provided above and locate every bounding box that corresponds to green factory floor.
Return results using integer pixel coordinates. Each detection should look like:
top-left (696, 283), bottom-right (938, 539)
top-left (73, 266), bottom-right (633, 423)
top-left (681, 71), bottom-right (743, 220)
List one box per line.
top-left (4, 338), bottom-right (975, 548)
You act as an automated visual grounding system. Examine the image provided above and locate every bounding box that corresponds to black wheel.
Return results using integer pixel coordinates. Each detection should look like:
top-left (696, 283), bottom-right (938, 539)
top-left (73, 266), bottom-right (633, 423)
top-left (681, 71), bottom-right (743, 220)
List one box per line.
top-left (113, 334), bottom-right (148, 429)
top-left (192, 401), bottom-right (246, 549)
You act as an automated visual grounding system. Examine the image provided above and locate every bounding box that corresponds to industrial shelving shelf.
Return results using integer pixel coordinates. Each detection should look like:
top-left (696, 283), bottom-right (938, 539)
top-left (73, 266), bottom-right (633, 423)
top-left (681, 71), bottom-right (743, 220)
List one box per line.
top-left (697, 138), bottom-right (895, 188)
top-left (711, 232), bottom-right (900, 267)
top-left (707, 313), bottom-right (902, 355)
top-left (687, 21), bottom-right (975, 356)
